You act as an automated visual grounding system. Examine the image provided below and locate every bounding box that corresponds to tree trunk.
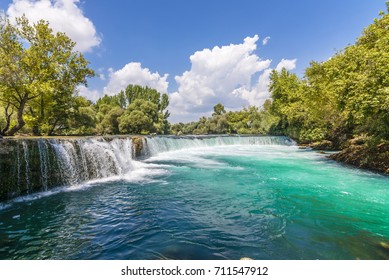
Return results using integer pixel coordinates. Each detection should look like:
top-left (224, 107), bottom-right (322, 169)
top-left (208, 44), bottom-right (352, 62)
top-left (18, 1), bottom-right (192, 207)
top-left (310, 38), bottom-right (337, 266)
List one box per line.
top-left (1, 103), bottom-right (13, 136)
top-left (5, 96), bottom-right (28, 136)
top-left (48, 119), bottom-right (58, 136)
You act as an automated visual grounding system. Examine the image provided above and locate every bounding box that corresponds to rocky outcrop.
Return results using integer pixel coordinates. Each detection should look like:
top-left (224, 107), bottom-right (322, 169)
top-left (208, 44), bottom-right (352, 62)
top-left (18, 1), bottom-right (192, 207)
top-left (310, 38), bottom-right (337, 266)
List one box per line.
top-left (132, 136), bottom-right (145, 157)
top-left (329, 141), bottom-right (389, 174)
top-left (309, 140), bottom-right (336, 151)
top-left (0, 139), bottom-right (63, 201)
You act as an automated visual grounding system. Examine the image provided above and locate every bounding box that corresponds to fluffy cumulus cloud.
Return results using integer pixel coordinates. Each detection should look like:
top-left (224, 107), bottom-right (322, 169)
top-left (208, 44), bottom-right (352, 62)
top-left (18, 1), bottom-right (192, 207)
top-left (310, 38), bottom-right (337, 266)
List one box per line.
top-left (103, 62), bottom-right (169, 96)
top-left (169, 35), bottom-right (296, 122)
top-left (276, 58), bottom-right (297, 71)
top-left (6, 0), bottom-right (101, 52)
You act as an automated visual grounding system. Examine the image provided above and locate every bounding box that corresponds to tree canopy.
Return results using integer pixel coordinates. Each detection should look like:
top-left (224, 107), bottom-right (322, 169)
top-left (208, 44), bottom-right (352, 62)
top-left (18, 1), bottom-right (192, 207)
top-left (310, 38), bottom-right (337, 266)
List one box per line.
top-left (95, 84), bottom-right (170, 135)
top-left (0, 16), bottom-right (94, 136)
top-left (265, 6), bottom-right (389, 146)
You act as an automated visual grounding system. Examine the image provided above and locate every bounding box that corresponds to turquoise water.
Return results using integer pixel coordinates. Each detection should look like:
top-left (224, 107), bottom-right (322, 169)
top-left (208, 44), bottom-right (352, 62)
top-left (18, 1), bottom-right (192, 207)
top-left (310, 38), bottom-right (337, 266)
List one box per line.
top-left (0, 142), bottom-right (388, 259)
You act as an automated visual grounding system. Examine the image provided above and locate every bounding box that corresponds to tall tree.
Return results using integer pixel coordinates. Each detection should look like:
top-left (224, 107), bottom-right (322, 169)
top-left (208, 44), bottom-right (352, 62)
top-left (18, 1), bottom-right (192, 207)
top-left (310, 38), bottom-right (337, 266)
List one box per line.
top-left (95, 84), bottom-right (171, 135)
top-left (0, 16), bottom-right (94, 136)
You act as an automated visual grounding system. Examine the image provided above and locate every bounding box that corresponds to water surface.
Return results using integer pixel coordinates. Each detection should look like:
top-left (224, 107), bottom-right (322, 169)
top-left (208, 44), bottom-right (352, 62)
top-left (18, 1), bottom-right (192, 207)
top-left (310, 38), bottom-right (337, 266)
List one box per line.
top-left (1, 140), bottom-right (388, 259)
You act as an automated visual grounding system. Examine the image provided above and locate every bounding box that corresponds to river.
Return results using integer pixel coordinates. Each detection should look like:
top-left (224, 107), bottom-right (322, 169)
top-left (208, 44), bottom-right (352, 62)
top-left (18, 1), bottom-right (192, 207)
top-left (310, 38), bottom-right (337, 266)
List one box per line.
top-left (0, 136), bottom-right (388, 259)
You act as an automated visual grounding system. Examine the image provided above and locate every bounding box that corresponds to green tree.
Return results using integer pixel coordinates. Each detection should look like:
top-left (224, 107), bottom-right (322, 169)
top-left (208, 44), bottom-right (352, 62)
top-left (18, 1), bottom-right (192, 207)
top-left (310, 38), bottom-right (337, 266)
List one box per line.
top-left (213, 103), bottom-right (226, 116)
top-left (118, 110), bottom-right (153, 134)
top-left (95, 84), bottom-right (170, 135)
top-left (98, 107), bottom-right (124, 135)
top-left (66, 96), bottom-right (96, 135)
top-left (118, 99), bottom-right (159, 134)
top-left (0, 16), bottom-right (94, 136)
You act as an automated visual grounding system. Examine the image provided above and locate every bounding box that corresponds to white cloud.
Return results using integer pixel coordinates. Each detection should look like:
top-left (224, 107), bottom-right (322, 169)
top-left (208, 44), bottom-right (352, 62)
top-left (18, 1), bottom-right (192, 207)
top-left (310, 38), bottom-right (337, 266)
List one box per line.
top-left (103, 62), bottom-right (169, 96)
top-left (6, 0), bottom-right (101, 52)
top-left (276, 59), bottom-right (297, 71)
top-left (77, 85), bottom-right (101, 102)
top-left (231, 68), bottom-right (273, 107)
top-left (262, 36), bottom-right (271, 45)
top-left (168, 36), bottom-right (298, 122)
top-left (169, 35), bottom-right (272, 122)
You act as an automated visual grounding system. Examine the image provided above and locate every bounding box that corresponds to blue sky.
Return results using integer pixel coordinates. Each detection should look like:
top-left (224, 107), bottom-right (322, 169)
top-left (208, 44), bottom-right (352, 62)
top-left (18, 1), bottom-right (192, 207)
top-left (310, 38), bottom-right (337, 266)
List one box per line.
top-left (1, 0), bottom-right (386, 122)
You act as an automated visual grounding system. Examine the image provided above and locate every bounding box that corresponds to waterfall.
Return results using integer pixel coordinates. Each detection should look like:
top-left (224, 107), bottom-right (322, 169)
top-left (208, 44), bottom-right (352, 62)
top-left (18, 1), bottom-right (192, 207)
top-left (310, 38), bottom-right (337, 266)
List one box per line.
top-left (144, 135), bottom-right (295, 156)
top-left (0, 135), bottom-right (295, 201)
top-left (37, 140), bottom-right (49, 191)
top-left (22, 141), bottom-right (30, 193)
top-left (49, 137), bottom-right (135, 185)
top-left (16, 143), bottom-right (21, 190)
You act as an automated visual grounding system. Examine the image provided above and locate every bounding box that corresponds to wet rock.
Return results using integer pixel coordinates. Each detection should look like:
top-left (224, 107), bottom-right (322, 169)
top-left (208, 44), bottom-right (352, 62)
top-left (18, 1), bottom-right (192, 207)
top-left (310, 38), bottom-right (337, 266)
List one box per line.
top-left (131, 136), bottom-right (145, 158)
top-left (310, 140), bottom-right (335, 150)
top-left (329, 141), bottom-right (389, 174)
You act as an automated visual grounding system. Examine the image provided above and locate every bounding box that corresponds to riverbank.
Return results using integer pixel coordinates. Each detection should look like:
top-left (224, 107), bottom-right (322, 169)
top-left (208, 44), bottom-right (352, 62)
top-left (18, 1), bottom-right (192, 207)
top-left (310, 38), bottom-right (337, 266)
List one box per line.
top-left (304, 139), bottom-right (389, 175)
top-left (328, 142), bottom-right (389, 175)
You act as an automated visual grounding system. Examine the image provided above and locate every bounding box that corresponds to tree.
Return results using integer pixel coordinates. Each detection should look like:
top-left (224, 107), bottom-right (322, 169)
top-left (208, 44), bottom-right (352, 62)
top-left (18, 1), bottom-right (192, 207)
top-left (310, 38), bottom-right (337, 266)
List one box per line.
top-left (95, 84), bottom-right (171, 135)
top-left (66, 96), bottom-right (96, 135)
top-left (0, 16), bottom-right (94, 136)
top-left (265, 8), bottom-right (389, 145)
top-left (98, 107), bottom-right (124, 135)
top-left (213, 103), bottom-right (226, 116)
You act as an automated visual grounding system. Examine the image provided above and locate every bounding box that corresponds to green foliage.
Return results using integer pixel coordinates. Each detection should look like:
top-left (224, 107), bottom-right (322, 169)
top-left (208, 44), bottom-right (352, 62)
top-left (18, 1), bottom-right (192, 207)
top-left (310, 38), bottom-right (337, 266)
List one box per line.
top-left (266, 9), bottom-right (389, 146)
top-left (2, 6), bottom-right (387, 140)
top-left (213, 103), bottom-right (226, 116)
top-left (118, 110), bottom-right (153, 134)
top-left (98, 107), bottom-right (124, 135)
top-left (0, 16), bottom-right (94, 136)
top-left (95, 84), bottom-right (170, 135)
top-left (171, 103), bottom-right (276, 135)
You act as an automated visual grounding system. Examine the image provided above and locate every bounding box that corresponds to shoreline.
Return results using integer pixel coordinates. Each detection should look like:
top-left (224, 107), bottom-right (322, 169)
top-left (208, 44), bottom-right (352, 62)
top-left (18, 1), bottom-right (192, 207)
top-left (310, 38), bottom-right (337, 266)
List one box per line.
top-left (299, 140), bottom-right (389, 176)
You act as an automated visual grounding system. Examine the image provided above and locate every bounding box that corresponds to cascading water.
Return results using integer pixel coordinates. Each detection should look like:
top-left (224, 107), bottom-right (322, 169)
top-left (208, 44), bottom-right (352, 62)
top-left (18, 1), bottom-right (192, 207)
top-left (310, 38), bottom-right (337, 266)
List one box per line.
top-left (22, 141), bottom-right (30, 193)
top-left (144, 135), bottom-right (295, 156)
top-left (15, 143), bottom-right (21, 191)
top-left (0, 135), bottom-right (294, 201)
top-left (48, 137), bottom-right (136, 185)
top-left (37, 140), bottom-right (49, 191)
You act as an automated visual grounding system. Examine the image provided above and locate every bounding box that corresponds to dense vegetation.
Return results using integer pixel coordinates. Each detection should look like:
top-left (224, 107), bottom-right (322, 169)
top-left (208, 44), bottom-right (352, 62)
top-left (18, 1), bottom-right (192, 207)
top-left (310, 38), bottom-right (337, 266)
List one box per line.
top-left (170, 101), bottom-right (277, 135)
top-left (178, 6), bottom-right (389, 151)
top-left (94, 84), bottom-right (170, 135)
top-left (266, 5), bottom-right (389, 149)
top-left (0, 16), bottom-right (94, 136)
top-left (0, 16), bottom-right (169, 136)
